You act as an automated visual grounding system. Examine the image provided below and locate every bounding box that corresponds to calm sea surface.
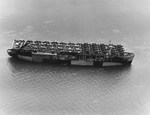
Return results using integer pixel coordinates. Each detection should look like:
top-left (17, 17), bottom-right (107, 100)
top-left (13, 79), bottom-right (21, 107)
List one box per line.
top-left (0, 36), bottom-right (150, 115)
top-left (1, 0), bottom-right (150, 114)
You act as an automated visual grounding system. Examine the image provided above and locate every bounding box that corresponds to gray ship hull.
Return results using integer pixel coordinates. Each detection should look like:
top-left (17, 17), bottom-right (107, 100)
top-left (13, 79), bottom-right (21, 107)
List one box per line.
top-left (7, 49), bottom-right (134, 67)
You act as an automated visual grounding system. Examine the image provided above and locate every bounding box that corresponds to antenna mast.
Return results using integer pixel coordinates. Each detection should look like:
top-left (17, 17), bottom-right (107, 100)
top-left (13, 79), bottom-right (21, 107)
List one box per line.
top-left (109, 40), bottom-right (111, 45)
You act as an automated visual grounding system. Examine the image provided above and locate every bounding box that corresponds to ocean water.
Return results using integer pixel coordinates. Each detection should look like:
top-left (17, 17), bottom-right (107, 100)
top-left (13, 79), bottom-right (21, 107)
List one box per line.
top-left (1, 34), bottom-right (150, 115)
top-left (1, 0), bottom-right (150, 115)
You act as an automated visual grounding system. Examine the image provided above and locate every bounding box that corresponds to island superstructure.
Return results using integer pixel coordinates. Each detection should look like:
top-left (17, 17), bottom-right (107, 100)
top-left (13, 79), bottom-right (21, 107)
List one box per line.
top-left (7, 40), bottom-right (134, 66)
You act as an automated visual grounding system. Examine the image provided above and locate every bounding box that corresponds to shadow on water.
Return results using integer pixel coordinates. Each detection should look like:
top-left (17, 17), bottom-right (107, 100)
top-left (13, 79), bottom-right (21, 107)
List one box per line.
top-left (7, 57), bottom-right (132, 79)
top-left (6, 57), bottom-right (133, 93)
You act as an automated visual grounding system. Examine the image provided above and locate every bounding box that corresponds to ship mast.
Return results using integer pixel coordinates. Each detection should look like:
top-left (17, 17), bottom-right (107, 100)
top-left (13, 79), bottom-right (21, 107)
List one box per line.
top-left (109, 40), bottom-right (111, 45)
top-left (108, 40), bottom-right (112, 56)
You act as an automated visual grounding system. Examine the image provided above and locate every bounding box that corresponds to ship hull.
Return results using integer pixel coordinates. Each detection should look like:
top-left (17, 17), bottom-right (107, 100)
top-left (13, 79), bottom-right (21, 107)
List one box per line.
top-left (7, 49), bottom-right (134, 67)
